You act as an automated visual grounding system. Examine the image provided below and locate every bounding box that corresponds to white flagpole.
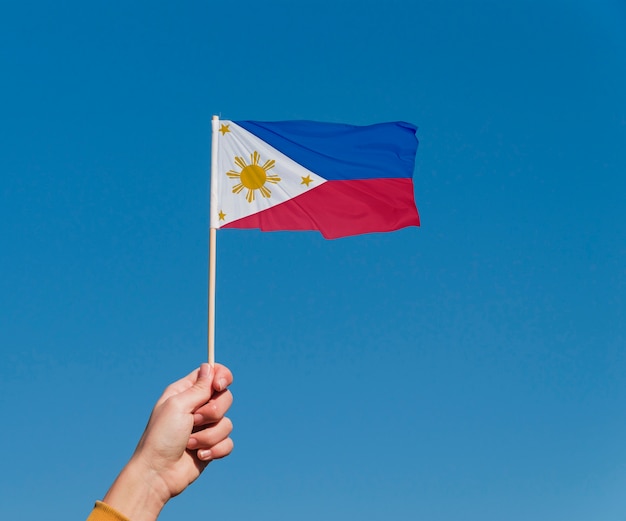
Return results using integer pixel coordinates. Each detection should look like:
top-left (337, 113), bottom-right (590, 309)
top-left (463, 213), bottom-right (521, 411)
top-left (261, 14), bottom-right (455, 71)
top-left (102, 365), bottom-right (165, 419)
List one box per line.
top-left (208, 115), bottom-right (219, 365)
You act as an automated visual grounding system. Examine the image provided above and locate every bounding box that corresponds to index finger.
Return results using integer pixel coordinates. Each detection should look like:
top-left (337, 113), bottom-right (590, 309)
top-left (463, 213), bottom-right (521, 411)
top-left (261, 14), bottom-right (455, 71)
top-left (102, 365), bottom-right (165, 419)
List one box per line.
top-left (212, 363), bottom-right (233, 392)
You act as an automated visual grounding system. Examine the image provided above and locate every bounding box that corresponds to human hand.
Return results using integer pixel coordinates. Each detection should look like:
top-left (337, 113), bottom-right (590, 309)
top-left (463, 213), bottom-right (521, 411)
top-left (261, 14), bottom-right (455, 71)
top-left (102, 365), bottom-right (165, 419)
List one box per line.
top-left (102, 363), bottom-right (233, 521)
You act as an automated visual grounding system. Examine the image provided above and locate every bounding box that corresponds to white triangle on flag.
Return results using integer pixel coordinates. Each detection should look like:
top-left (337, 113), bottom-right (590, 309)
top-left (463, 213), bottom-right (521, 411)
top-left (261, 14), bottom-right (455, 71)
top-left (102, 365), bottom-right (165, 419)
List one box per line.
top-left (211, 121), bottom-right (327, 228)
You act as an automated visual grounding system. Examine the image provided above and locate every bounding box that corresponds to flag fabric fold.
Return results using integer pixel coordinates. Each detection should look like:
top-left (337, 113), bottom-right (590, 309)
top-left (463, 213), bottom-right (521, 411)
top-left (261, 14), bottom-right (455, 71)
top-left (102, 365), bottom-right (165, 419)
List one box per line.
top-left (211, 119), bottom-right (419, 239)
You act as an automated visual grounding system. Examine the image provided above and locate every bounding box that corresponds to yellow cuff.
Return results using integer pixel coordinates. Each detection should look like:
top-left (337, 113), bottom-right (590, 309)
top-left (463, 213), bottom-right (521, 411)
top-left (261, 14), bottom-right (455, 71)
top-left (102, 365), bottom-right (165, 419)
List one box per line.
top-left (86, 501), bottom-right (132, 521)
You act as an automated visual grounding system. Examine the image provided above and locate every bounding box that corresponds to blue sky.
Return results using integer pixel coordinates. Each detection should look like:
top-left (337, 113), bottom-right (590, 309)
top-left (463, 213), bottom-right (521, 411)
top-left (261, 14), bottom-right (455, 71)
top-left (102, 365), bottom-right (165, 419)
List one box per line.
top-left (1, 1), bottom-right (625, 520)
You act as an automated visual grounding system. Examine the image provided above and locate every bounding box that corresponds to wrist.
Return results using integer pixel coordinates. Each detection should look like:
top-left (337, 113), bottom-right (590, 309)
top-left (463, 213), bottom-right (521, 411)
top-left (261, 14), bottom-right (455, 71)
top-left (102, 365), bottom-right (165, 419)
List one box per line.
top-left (103, 457), bottom-right (170, 521)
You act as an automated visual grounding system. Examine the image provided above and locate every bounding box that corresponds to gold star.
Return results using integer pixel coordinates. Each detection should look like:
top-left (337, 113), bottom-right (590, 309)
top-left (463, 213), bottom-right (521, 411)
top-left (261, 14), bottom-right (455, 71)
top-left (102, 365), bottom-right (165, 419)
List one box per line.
top-left (301, 175), bottom-right (313, 187)
top-left (219, 124), bottom-right (230, 135)
top-left (218, 210), bottom-right (226, 221)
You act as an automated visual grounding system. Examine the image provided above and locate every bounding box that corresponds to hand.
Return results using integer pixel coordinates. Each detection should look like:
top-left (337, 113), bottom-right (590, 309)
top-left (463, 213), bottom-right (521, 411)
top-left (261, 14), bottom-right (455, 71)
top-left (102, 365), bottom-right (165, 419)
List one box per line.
top-left (102, 363), bottom-right (234, 521)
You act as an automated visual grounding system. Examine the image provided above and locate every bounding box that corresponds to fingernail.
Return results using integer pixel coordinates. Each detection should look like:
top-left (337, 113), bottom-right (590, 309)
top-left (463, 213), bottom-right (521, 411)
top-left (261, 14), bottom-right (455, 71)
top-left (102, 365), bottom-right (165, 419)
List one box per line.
top-left (198, 449), bottom-right (212, 461)
top-left (217, 378), bottom-right (227, 391)
top-left (188, 437), bottom-right (198, 449)
top-left (199, 363), bottom-right (212, 379)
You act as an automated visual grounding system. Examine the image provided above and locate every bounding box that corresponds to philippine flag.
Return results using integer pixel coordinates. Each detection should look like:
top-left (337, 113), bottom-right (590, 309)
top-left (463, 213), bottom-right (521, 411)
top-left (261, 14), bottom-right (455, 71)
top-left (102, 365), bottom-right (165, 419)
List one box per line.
top-left (211, 119), bottom-right (420, 239)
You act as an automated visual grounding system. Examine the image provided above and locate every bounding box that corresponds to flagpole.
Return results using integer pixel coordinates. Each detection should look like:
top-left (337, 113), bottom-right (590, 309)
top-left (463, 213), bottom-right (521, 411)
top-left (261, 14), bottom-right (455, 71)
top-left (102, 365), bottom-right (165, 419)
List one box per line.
top-left (208, 227), bottom-right (216, 365)
top-left (208, 115), bottom-right (219, 365)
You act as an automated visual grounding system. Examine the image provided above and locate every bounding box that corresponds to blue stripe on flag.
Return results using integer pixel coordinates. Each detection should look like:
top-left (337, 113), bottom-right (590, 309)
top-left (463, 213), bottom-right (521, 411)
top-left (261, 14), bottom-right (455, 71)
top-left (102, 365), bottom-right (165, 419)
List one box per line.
top-left (234, 120), bottom-right (418, 181)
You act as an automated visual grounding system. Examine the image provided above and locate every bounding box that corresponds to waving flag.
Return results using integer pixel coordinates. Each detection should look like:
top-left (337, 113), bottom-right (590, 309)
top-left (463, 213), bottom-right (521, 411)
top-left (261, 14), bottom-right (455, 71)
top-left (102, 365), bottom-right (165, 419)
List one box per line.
top-left (210, 119), bottom-right (419, 239)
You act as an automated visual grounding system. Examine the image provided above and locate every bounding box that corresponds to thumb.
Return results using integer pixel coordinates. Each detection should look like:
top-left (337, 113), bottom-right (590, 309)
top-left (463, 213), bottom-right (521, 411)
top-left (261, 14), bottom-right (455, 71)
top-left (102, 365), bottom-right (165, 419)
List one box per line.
top-left (173, 363), bottom-right (214, 412)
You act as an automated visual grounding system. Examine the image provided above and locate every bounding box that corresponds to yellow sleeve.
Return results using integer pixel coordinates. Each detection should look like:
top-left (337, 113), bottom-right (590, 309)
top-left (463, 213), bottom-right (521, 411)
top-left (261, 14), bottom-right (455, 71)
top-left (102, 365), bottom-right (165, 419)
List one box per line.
top-left (86, 501), bottom-right (131, 521)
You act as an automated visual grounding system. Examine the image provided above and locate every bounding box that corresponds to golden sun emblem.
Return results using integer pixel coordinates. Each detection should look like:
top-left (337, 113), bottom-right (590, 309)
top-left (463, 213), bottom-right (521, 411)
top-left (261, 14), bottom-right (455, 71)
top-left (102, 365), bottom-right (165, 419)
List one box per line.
top-left (226, 151), bottom-right (281, 203)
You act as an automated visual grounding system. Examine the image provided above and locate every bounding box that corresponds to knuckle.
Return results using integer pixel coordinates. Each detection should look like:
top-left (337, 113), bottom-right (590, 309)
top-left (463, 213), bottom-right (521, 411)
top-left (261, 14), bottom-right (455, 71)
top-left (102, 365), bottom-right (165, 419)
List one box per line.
top-left (222, 417), bottom-right (234, 434)
top-left (208, 402), bottom-right (220, 418)
top-left (214, 438), bottom-right (234, 459)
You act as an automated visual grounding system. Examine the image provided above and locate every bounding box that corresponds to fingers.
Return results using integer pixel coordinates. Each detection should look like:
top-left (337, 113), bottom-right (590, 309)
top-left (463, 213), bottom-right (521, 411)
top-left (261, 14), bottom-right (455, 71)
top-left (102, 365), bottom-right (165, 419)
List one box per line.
top-left (192, 363), bottom-right (233, 425)
top-left (188, 417), bottom-right (233, 450)
top-left (198, 438), bottom-right (234, 461)
top-left (167, 364), bottom-right (215, 413)
top-left (193, 389), bottom-right (233, 426)
top-left (156, 363), bottom-right (232, 408)
top-left (188, 417), bottom-right (234, 461)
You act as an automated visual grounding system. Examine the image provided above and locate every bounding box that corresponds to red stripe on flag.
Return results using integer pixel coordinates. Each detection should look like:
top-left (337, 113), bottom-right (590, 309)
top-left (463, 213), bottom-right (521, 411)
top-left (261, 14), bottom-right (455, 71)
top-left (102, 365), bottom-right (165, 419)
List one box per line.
top-left (222, 178), bottom-right (419, 239)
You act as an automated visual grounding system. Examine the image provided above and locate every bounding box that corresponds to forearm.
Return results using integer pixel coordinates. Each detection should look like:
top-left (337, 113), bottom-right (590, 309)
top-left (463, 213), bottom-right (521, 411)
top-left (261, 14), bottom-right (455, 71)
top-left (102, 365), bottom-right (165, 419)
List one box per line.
top-left (101, 458), bottom-right (170, 521)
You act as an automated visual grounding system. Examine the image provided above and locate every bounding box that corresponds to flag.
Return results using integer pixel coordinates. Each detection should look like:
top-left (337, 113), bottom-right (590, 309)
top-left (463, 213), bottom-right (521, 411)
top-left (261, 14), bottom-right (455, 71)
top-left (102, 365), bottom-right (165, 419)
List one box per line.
top-left (210, 119), bottom-right (420, 239)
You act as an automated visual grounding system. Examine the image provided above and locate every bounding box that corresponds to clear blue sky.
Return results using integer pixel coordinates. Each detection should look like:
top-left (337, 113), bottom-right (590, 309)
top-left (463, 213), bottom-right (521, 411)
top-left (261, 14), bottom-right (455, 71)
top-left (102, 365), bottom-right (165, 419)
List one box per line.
top-left (1, 1), bottom-right (625, 520)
